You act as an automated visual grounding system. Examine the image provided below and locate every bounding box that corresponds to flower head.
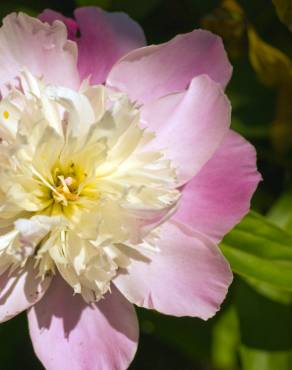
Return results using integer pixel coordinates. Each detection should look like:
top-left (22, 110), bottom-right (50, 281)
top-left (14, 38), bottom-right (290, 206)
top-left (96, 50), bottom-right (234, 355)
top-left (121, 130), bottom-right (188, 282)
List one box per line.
top-left (0, 70), bottom-right (179, 303)
top-left (0, 9), bottom-right (261, 370)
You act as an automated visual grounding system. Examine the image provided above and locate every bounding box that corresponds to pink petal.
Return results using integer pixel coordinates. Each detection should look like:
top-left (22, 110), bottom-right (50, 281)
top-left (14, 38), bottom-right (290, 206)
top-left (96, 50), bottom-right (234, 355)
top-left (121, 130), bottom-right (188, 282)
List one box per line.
top-left (114, 220), bottom-right (232, 320)
top-left (174, 130), bottom-right (261, 243)
top-left (141, 74), bottom-right (231, 184)
top-left (74, 7), bottom-right (146, 84)
top-left (107, 29), bottom-right (232, 104)
top-left (0, 13), bottom-right (79, 93)
top-left (0, 260), bottom-right (51, 323)
top-left (39, 9), bottom-right (79, 39)
top-left (40, 7), bottom-right (146, 85)
top-left (28, 276), bottom-right (138, 370)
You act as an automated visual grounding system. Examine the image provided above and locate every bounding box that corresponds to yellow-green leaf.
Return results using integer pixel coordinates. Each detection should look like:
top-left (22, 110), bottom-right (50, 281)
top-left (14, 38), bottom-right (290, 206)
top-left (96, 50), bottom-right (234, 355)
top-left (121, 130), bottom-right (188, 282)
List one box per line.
top-left (273, 0), bottom-right (292, 30)
top-left (248, 26), bottom-right (292, 86)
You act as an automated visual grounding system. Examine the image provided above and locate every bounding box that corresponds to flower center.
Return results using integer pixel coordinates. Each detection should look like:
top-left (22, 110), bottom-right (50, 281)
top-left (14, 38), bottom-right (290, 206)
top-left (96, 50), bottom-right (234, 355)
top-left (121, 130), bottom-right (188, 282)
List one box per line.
top-left (51, 163), bottom-right (81, 206)
top-left (54, 175), bottom-right (79, 203)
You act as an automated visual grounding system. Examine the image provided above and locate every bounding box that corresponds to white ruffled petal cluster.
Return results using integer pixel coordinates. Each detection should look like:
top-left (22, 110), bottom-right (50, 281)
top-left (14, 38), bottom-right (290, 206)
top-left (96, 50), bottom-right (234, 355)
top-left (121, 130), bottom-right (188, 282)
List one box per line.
top-left (0, 70), bottom-right (179, 301)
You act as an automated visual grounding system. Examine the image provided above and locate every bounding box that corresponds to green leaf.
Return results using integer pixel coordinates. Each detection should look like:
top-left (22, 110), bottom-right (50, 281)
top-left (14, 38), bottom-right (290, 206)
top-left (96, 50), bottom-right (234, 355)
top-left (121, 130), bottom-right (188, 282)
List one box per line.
top-left (267, 188), bottom-right (292, 230)
top-left (110, 0), bottom-right (160, 19)
top-left (231, 116), bottom-right (270, 139)
top-left (75, 0), bottom-right (160, 19)
top-left (0, 4), bottom-right (37, 18)
top-left (236, 279), bottom-right (292, 349)
top-left (0, 312), bottom-right (43, 370)
top-left (76, 0), bottom-right (110, 8)
top-left (240, 346), bottom-right (292, 370)
top-left (245, 189), bottom-right (292, 304)
top-left (211, 305), bottom-right (240, 369)
top-left (221, 211), bottom-right (292, 290)
top-left (137, 307), bottom-right (213, 364)
top-left (235, 279), bottom-right (292, 370)
top-left (228, 197), bottom-right (292, 369)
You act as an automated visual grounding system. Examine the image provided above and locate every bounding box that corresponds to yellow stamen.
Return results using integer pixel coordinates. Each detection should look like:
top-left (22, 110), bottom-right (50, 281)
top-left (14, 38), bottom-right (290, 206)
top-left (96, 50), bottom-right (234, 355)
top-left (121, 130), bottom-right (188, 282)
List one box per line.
top-left (55, 175), bottom-right (79, 202)
top-left (3, 111), bottom-right (9, 120)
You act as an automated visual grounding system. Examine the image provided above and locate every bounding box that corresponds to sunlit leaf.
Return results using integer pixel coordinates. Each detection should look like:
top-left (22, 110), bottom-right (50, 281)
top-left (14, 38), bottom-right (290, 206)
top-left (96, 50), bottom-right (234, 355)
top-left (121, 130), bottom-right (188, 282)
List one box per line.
top-left (233, 189), bottom-right (292, 370)
top-left (242, 191), bottom-right (292, 303)
top-left (212, 305), bottom-right (240, 369)
top-left (221, 211), bottom-right (292, 290)
top-left (240, 347), bottom-right (292, 370)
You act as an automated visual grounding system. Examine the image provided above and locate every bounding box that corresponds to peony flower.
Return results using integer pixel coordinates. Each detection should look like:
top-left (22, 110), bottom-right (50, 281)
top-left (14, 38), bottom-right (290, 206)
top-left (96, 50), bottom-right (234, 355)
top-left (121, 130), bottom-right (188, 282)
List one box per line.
top-left (0, 7), bottom-right (261, 370)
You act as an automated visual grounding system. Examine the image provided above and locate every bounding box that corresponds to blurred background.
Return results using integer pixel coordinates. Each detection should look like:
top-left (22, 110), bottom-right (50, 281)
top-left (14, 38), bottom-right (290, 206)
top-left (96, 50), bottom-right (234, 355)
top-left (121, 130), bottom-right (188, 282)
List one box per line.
top-left (1, 0), bottom-right (292, 369)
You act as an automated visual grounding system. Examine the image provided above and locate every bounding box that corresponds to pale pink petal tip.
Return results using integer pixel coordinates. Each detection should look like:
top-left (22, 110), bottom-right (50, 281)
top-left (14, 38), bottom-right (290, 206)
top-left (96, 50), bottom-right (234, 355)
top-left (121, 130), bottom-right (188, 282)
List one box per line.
top-left (39, 7), bottom-right (146, 84)
top-left (174, 130), bottom-right (262, 243)
top-left (39, 9), bottom-right (79, 39)
top-left (142, 74), bottom-right (231, 184)
top-left (28, 276), bottom-right (139, 370)
top-left (107, 29), bottom-right (232, 104)
top-left (115, 220), bottom-right (232, 320)
top-left (0, 12), bottom-right (79, 92)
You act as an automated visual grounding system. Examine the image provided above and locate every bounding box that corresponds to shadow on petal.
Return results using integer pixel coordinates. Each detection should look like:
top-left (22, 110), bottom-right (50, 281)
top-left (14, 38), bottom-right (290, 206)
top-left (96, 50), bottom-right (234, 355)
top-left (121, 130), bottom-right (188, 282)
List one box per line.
top-left (0, 259), bottom-right (51, 322)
